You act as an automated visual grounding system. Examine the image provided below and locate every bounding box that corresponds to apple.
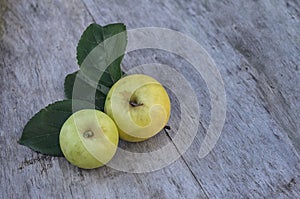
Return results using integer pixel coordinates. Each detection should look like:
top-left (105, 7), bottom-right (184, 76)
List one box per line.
top-left (59, 109), bottom-right (119, 169)
top-left (104, 74), bottom-right (171, 142)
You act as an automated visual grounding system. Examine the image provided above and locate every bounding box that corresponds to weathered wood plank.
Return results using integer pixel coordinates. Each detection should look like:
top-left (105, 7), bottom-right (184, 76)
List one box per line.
top-left (1, 0), bottom-right (300, 198)
top-left (82, 0), bottom-right (300, 198)
top-left (0, 0), bottom-right (207, 198)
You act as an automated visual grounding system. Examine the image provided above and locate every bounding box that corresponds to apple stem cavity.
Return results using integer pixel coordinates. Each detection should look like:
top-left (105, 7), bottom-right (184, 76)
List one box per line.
top-left (129, 101), bottom-right (144, 107)
top-left (83, 131), bottom-right (94, 138)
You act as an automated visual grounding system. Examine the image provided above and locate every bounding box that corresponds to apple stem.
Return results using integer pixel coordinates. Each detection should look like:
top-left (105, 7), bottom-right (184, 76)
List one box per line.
top-left (129, 101), bottom-right (144, 107)
top-left (83, 131), bottom-right (94, 138)
top-left (164, 125), bottom-right (171, 130)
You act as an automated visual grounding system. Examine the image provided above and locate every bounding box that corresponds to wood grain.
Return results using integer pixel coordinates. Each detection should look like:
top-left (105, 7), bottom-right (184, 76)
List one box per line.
top-left (1, 0), bottom-right (299, 198)
top-left (0, 0), bottom-right (206, 198)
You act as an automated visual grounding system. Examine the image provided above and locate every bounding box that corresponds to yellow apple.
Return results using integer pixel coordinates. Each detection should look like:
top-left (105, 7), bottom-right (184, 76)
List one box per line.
top-left (59, 109), bottom-right (119, 169)
top-left (104, 74), bottom-right (171, 142)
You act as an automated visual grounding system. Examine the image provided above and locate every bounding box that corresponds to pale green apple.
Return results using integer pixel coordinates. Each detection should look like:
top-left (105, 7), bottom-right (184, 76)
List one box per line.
top-left (59, 109), bottom-right (119, 169)
top-left (104, 74), bottom-right (171, 142)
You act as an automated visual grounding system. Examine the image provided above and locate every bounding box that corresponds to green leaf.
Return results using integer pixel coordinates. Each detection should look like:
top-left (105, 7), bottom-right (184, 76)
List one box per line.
top-left (76, 23), bottom-right (127, 87)
top-left (64, 71), bottom-right (108, 110)
top-left (64, 23), bottom-right (127, 109)
top-left (18, 100), bottom-right (98, 156)
top-left (19, 23), bottom-right (128, 157)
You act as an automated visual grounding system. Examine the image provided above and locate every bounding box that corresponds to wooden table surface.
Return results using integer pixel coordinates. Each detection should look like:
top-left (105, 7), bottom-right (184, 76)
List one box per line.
top-left (1, 0), bottom-right (299, 198)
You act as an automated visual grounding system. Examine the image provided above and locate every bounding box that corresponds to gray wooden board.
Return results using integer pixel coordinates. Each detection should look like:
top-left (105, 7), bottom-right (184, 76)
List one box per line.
top-left (0, 0), bottom-right (299, 198)
top-left (0, 0), bottom-right (207, 198)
